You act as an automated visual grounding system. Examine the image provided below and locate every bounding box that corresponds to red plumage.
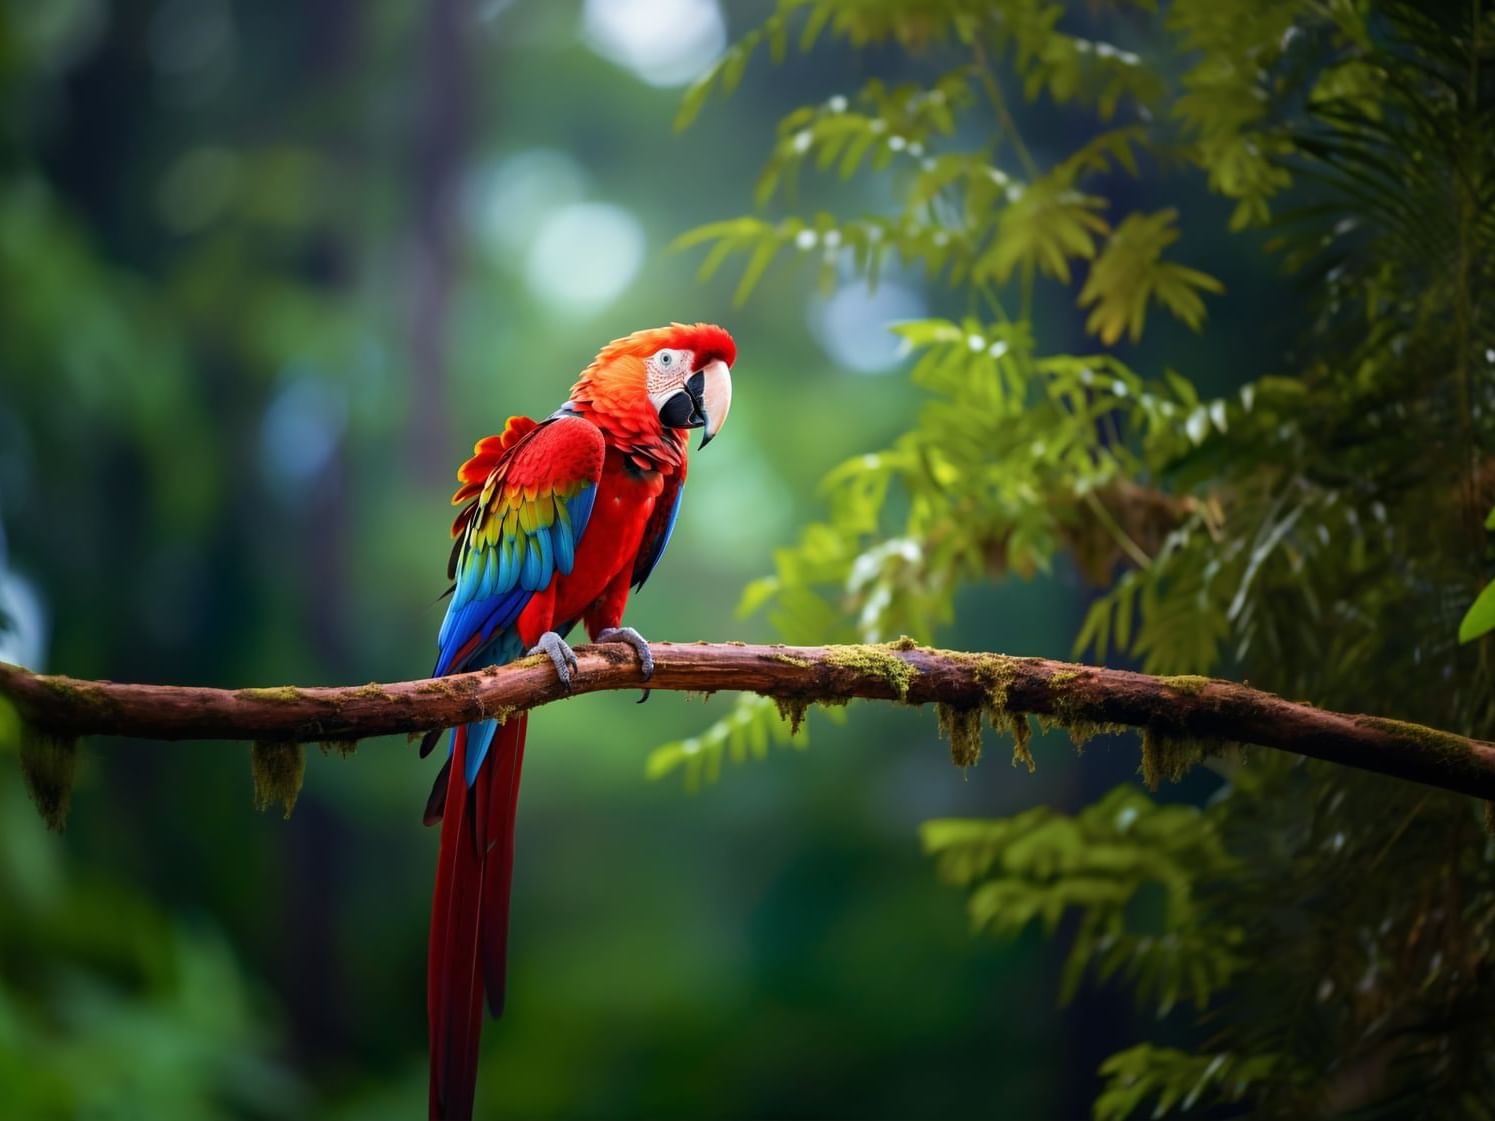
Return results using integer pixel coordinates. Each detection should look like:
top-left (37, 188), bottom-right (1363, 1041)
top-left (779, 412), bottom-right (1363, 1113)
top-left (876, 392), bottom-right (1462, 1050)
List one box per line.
top-left (425, 325), bottom-right (734, 1119)
top-left (427, 717), bottom-right (528, 1120)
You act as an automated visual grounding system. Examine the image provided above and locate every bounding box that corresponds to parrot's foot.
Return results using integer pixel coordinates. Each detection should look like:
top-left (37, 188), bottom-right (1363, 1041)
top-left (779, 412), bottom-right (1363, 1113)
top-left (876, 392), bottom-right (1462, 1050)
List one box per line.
top-left (527, 631), bottom-right (580, 689)
top-left (594, 626), bottom-right (655, 680)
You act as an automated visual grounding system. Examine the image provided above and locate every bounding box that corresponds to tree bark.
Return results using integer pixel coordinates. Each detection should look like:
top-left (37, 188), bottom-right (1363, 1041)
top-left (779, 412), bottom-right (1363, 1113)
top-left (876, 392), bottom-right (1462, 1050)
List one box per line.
top-left (3, 641), bottom-right (1494, 800)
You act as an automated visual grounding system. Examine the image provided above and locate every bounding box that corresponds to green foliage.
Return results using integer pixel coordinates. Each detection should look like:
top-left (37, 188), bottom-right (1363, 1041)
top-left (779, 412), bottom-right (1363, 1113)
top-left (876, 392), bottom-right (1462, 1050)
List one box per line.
top-left (0, 0), bottom-right (1171, 1115)
top-left (724, 318), bottom-right (1232, 655)
top-left (985, 174), bottom-right (1109, 285)
top-left (677, 0), bottom-right (1221, 321)
top-left (1078, 210), bottom-right (1224, 345)
top-left (1166, 0), bottom-right (1302, 228)
top-left (1459, 506), bottom-right (1495, 642)
top-left (672, 0), bottom-right (1243, 676)
top-left (1094, 1045), bottom-right (1290, 1121)
top-left (675, 0), bottom-right (1495, 1115)
top-left (645, 693), bottom-right (811, 790)
top-left (932, 750), bottom-right (1495, 1116)
top-left (0, 723), bottom-right (302, 1119)
top-left (1458, 577), bottom-right (1495, 644)
top-left (755, 71), bottom-right (974, 208)
top-left (923, 786), bottom-right (1242, 1011)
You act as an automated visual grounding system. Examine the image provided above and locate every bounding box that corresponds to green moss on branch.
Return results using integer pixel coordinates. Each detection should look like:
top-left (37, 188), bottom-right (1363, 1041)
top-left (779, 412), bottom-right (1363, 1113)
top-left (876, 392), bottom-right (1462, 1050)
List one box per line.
top-left (766, 653), bottom-right (813, 668)
top-left (237, 686), bottom-right (305, 704)
top-left (825, 644), bottom-right (917, 700)
top-left (1160, 674), bottom-right (1213, 695)
top-left (1358, 715), bottom-right (1481, 763)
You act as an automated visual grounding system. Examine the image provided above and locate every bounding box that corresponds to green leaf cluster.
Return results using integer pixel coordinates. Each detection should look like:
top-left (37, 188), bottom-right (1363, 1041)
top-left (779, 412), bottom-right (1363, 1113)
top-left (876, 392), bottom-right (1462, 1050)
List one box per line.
top-left (668, 0), bottom-right (1495, 1115)
top-left (1458, 507), bottom-right (1495, 642)
top-left (923, 786), bottom-right (1241, 1011)
top-left (676, 0), bottom-right (1221, 327)
top-left (645, 693), bottom-right (814, 791)
top-left (1094, 1045), bottom-right (1290, 1121)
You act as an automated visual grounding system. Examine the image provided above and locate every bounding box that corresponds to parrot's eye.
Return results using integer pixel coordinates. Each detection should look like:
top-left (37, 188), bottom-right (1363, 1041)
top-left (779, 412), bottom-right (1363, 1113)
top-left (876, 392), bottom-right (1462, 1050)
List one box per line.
top-left (659, 352), bottom-right (674, 367)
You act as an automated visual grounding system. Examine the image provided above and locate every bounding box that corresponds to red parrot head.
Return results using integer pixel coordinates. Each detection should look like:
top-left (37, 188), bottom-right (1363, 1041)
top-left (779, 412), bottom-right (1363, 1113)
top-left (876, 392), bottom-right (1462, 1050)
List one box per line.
top-left (569, 322), bottom-right (735, 453)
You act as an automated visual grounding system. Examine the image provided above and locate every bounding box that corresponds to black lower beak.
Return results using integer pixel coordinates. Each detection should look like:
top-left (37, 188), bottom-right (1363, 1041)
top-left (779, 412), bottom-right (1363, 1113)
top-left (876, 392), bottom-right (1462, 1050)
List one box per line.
top-left (659, 388), bottom-right (704, 430)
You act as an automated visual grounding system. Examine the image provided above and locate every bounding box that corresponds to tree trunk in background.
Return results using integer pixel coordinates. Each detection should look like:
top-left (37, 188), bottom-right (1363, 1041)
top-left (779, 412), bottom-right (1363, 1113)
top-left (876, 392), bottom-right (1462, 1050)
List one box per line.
top-left (404, 0), bottom-right (471, 484)
top-left (284, 0), bottom-right (362, 1071)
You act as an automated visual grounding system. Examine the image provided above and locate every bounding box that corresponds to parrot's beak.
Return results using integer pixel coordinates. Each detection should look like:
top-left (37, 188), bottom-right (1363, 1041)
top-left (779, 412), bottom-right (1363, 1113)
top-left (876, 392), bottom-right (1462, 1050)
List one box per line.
top-left (695, 358), bottom-right (732, 449)
top-left (659, 358), bottom-right (733, 446)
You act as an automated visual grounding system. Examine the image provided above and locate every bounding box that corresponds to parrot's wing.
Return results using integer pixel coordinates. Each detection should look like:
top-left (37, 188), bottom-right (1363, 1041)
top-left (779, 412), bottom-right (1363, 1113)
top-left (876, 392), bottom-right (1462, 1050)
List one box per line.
top-left (631, 462), bottom-right (686, 590)
top-left (434, 413), bottom-right (605, 678)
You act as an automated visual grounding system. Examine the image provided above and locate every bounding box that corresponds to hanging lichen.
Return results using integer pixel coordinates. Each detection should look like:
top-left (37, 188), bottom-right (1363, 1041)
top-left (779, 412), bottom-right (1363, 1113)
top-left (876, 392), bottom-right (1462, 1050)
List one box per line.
top-left (1002, 710), bottom-right (1036, 773)
top-left (1139, 727), bottom-right (1204, 790)
top-left (319, 739), bottom-right (359, 757)
top-left (19, 722), bottom-right (79, 831)
top-left (1041, 669), bottom-right (1128, 751)
top-left (937, 703), bottom-right (983, 767)
top-left (250, 741), bottom-right (305, 818)
top-left (773, 695), bottom-right (810, 735)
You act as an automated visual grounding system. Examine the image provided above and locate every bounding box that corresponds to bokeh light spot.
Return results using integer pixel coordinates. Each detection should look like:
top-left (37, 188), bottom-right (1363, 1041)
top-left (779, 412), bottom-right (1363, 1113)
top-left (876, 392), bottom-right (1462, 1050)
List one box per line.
top-left (582, 0), bottom-right (726, 88)
top-left (525, 203), bottom-right (645, 311)
top-left (470, 149), bottom-right (589, 256)
top-left (809, 281), bottom-right (927, 374)
top-left (258, 374), bottom-right (347, 502)
top-left (0, 570), bottom-right (48, 671)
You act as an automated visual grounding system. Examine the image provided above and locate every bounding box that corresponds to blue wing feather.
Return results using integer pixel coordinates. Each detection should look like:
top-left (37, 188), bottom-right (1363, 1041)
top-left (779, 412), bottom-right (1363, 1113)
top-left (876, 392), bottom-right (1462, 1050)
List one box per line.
top-left (449, 629), bottom-right (528, 781)
top-left (496, 537), bottom-right (515, 594)
top-left (534, 519), bottom-right (554, 580)
top-left (431, 417), bottom-right (603, 783)
top-left (552, 520), bottom-right (574, 574)
top-left (568, 484), bottom-right (597, 545)
top-left (434, 589), bottom-right (529, 677)
top-left (433, 425), bottom-right (603, 684)
top-left (632, 482), bottom-right (684, 590)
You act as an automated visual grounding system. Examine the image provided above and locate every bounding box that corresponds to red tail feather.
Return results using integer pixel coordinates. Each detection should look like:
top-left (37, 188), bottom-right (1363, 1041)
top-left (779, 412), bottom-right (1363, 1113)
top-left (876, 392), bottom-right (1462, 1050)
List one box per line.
top-left (427, 718), bottom-right (528, 1120)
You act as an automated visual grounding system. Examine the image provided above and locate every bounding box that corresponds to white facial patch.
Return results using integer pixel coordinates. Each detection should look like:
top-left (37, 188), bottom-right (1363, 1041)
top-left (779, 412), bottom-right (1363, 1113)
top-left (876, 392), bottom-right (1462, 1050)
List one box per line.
top-left (645, 348), bottom-right (693, 405)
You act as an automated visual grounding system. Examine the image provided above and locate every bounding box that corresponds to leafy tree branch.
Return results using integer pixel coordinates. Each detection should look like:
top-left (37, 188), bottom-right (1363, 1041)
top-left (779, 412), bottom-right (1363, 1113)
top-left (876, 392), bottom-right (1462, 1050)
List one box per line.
top-left (4, 644), bottom-right (1494, 829)
top-left (667, 2), bottom-right (1495, 1117)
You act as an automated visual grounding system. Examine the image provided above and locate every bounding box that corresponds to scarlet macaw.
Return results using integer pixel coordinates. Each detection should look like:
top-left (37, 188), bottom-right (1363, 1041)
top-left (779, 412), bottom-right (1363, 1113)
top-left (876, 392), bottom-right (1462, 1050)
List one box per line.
top-left (421, 323), bottom-right (736, 1120)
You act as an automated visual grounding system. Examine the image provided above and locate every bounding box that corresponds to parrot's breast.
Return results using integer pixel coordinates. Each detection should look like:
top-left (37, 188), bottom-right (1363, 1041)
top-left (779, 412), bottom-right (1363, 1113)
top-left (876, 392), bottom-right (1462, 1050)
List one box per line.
top-left (551, 450), bottom-right (667, 622)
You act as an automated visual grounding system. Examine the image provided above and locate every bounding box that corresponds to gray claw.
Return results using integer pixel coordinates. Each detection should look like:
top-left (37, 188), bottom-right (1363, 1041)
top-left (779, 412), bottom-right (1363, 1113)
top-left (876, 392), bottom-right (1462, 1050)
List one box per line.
top-left (528, 630), bottom-right (579, 689)
top-left (595, 626), bottom-right (654, 680)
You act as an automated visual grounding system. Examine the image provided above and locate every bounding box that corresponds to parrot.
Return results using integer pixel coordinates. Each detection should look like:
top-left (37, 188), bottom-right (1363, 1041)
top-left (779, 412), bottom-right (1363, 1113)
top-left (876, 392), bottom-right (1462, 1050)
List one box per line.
top-left (420, 323), bottom-right (735, 1120)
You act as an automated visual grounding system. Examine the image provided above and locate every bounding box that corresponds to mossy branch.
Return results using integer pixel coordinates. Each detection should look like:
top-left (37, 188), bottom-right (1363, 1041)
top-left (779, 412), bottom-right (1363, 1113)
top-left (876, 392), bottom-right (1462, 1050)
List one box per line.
top-left (4, 642), bottom-right (1495, 819)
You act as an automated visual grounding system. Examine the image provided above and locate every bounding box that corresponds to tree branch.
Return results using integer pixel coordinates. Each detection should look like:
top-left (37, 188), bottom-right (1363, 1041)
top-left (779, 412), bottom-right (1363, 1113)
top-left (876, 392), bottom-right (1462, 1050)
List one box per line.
top-left (3, 642), bottom-right (1493, 803)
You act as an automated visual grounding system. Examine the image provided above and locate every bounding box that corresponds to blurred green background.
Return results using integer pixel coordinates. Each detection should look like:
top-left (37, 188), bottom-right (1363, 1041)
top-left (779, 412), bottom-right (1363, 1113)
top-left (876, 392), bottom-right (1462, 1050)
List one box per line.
top-left (0, 2), bottom-right (1267, 1117)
